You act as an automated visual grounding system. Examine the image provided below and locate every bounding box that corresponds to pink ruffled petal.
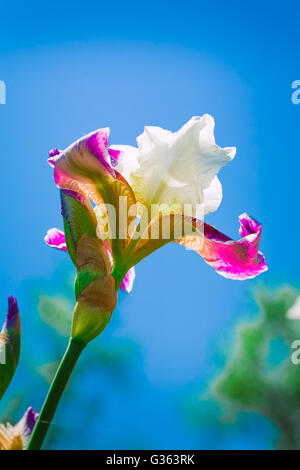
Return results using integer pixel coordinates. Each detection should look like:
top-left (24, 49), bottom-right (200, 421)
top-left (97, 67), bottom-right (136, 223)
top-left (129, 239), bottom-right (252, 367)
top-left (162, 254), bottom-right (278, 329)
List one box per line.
top-left (238, 212), bottom-right (261, 237)
top-left (83, 128), bottom-right (114, 174)
top-left (178, 213), bottom-right (267, 280)
top-left (44, 228), bottom-right (67, 252)
top-left (48, 129), bottom-right (113, 175)
top-left (47, 129), bottom-right (118, 208)
top-left (120, 267), bottom-right (136, 293)
top-left (48, 148), bottom-right (61, 167)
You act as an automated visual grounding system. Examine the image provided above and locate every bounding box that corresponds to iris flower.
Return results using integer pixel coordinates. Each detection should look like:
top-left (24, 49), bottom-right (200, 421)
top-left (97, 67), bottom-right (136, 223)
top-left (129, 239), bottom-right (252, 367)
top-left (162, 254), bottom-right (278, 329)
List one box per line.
top-left (0, 408), bottom-right (38, 450)
top-left (25, 115), bottom-right (268, 451)
top-left (45, 115), bottom-right (267, 344)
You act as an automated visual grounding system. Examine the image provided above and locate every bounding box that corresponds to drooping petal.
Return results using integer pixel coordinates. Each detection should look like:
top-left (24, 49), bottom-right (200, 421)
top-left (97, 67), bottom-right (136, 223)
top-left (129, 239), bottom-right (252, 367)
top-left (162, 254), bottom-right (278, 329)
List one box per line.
top-left (120, 267), bottom-right (136, 293)
top-left (178, 213), bottom-right (267, 280)
top-left (238, 213), bottom-right (262, 237)
top-left (44, 228), bottom-right (67, 252)
top-left (116, 206), bottom-right (266, 282)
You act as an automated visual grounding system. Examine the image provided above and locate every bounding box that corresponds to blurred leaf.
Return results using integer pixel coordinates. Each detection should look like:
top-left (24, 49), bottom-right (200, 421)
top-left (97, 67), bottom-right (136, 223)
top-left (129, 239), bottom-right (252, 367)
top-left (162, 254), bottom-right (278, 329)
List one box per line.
top-left (218, 288), bottom-right (300, 448)
top-left (38, 295), bottom-right (73, 337)
top-left (192, 286), bottom-right (300, 450)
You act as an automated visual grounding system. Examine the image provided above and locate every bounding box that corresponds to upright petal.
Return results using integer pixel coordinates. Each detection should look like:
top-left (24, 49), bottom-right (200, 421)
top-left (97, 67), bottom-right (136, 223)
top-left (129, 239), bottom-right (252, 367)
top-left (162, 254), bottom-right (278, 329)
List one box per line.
top-left (118, 115), bottom-right (235, 217)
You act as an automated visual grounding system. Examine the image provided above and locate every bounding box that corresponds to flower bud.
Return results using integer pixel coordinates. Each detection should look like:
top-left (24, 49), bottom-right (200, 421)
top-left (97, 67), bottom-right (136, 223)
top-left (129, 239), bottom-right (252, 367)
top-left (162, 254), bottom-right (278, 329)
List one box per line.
top-left (71, 234), bottom-right (117, 344)
top-left (53, 190), bottom-right (118, 344)
top-left (0, 297), bottom-right (21, 401)
top-left (0, 407), bottom-right (38, 450)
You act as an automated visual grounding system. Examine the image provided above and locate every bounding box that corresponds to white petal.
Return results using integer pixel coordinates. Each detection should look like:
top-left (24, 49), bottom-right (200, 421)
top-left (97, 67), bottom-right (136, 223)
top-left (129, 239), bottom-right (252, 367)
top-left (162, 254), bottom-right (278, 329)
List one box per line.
top-left (203, 176), bottom-right (223, 215)
top-left (117, 115), bottom-right (236, 217)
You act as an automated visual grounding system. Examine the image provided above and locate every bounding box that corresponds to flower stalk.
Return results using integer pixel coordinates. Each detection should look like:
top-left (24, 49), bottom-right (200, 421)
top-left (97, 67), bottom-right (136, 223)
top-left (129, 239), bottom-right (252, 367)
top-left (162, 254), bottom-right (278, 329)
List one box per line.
top-left (26, 338), bottom-right (86, 450)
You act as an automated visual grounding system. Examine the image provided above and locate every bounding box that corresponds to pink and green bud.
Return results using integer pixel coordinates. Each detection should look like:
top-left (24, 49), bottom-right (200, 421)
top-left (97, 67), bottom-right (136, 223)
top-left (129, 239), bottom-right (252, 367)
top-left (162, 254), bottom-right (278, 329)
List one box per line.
top-left (0, 297), bottom-right (21, 401)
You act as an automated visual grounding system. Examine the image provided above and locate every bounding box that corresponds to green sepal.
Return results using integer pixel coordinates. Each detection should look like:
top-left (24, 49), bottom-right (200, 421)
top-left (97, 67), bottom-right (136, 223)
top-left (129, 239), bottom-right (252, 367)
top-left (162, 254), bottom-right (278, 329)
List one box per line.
top-left (60, 190), bottom-right (98, 266)
top-left (74, 269), bottom-right (104, 299)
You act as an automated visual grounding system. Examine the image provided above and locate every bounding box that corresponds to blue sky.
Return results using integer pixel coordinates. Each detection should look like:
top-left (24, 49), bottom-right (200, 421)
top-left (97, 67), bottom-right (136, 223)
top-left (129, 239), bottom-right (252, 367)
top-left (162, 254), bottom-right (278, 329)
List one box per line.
top-left (0, 0), bottom-right (299, 449)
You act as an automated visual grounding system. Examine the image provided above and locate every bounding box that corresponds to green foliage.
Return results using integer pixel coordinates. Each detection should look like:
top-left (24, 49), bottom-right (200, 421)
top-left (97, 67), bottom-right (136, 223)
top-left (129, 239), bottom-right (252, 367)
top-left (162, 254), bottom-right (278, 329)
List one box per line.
top-left (211, 287), bottom-right (300, 449)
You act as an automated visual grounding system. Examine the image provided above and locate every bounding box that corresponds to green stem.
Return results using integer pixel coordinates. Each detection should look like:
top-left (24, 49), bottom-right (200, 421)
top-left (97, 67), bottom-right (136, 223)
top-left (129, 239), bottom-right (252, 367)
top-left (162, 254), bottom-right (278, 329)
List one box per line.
top-left (26, 337), bottom-right (86, 450)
